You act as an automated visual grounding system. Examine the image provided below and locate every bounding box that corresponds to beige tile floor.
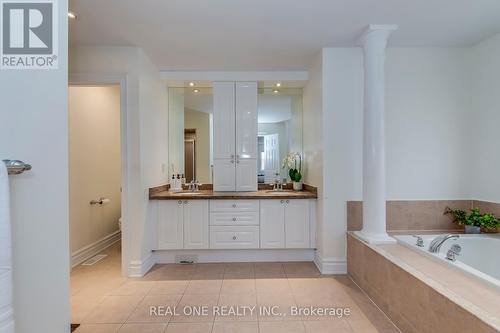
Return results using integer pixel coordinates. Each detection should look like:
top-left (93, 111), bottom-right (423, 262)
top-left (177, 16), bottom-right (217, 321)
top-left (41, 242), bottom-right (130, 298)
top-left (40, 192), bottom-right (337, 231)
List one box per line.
top-left (71, 243), bottom-right (400, 333)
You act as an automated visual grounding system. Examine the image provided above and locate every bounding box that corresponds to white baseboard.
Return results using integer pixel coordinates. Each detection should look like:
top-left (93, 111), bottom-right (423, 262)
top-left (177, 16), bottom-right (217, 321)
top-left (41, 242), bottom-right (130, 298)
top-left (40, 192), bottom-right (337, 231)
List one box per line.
top-left (314, 252), bottom-right (347, 274)
top-left (128, 253), bottom-right (155, 278)
top-left (154, 249), bottom-right (315, 264)
top-left (71, 230), bottom-right (121, 268)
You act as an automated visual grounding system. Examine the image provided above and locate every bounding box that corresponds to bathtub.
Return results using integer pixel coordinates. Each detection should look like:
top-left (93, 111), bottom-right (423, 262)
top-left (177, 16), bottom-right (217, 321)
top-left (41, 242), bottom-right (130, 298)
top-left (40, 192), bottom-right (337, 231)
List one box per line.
top-left (394, 234), bottom-right (500, 290)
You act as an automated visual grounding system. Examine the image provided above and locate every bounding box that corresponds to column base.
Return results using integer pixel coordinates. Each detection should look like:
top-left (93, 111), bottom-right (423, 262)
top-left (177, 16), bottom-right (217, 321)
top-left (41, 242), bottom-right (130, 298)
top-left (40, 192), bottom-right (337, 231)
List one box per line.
top-left (353, 230), bottom-right (396, 245)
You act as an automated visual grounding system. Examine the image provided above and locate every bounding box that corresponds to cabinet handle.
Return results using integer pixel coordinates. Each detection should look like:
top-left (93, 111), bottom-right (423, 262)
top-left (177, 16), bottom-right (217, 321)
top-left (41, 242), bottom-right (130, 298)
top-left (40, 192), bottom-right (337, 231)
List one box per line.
top-left (230, 154), bottom-right (235, 159)
top-left (236, 160), bottom-right (240, 164)
top-left (178, 200), bottom-right (182, 204)
top-left (232, 235), bottom-right (237, 240)
top-left (232, 204), bottom-right (237, 208)
top-left (184, 200), bottom-right (188, 204)
top-left (231, 159), bottom-right (235, 164)
top-left (280, 200), bottom-right (284, 204)
top-left (286, 200), bottom-right (289, 204)
top-left (232, 217), bottom-right (237, 221)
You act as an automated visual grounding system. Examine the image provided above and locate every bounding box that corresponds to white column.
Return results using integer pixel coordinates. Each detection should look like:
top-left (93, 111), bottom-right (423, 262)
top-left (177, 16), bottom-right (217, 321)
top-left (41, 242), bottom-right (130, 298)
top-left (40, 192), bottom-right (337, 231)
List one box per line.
top-left (355, 25), bottom-right (398, 244)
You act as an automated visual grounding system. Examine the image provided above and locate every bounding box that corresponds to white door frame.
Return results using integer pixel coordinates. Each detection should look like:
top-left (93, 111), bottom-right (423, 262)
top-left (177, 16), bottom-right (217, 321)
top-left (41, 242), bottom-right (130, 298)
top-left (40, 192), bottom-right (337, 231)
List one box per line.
top-left (69, 73), bottom-right (130, 276)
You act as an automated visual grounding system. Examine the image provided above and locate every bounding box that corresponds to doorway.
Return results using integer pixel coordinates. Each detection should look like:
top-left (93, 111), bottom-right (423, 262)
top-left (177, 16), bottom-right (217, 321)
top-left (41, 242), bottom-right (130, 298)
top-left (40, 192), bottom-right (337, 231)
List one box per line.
top-left (184, 129), bottom-right (196, 182)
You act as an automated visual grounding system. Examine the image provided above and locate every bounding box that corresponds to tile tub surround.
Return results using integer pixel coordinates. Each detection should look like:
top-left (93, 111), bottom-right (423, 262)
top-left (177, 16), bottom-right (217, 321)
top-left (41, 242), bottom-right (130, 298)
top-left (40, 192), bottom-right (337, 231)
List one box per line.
top-left (72, 243), bottom-right (400, 333)
top-left (347, 200), bottom-right (500, 232)
top-left (347, 233), bottom-right (500, 333)
top-left (149, 183), bottom-right (318, 200)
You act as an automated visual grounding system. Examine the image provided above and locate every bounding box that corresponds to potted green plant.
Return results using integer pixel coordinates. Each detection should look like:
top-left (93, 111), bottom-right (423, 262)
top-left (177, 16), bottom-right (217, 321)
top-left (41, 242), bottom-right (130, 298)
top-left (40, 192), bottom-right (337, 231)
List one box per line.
top-left (444, 207), bottom-right (500, 234)
top-left (282, 152), bottom-right (303, 191)
top-left (480, 213), bottom-right (500, 233)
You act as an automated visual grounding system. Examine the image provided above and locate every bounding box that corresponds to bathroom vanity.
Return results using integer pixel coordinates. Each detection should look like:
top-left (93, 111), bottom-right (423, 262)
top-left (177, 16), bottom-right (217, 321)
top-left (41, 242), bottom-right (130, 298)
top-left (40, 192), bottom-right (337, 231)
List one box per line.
top-left (149, 186), bottom-right (317, 251)
top-left (155, 80), bottom-right (317, 258)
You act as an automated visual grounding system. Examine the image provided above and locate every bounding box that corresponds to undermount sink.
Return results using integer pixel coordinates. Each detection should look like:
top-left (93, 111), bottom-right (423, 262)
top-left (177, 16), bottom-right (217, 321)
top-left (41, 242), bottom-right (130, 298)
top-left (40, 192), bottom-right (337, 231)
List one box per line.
top-left (171, 191), bottom-right (205, 195)
top-left (265, 190), bottom-right (294, 194)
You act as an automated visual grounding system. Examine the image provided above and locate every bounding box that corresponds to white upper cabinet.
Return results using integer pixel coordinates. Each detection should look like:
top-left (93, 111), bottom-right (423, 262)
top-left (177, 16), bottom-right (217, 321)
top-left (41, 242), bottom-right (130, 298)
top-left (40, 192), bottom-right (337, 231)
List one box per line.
top-left (212, 159), bottom-right (236, 192)
top-left (235, 158), bottom-right (257, 191)
top-left (235, 82), bottom-right (258, 159)
top-left (213, 82), bottom-right (236, 159)
top-left (213, 81), bottom-right (257, 191)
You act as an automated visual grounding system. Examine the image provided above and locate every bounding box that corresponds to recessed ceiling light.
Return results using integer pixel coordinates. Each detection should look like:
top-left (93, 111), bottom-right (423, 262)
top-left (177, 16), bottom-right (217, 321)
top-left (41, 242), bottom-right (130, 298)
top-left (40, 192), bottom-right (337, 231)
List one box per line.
top-left (68, 11), bottom-right (77, 19)
top-left (276, 82), bottom-right (281, 87)
top-left (188, 82), bottom-right (195, 87)
top-left (273, 89), bottom-right (279, 94)
top-left (193, 89), bottom-right (200, 93)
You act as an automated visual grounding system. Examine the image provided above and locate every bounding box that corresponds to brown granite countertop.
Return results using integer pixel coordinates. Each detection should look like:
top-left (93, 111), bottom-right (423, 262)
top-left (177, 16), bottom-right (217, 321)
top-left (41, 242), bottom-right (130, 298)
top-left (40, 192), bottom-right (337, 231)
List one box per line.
top-left (149, 183), bottom-right (318, 200)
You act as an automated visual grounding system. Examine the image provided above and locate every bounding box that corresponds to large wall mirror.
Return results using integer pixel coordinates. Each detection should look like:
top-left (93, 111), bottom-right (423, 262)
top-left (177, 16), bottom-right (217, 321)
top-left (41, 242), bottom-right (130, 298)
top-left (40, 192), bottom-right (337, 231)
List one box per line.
top-left (257, 88), bottom-right (303, 183)
top-left (168, 87), bottom-right (213, 184)
top-left (168, 85), bottom-right (303, 185)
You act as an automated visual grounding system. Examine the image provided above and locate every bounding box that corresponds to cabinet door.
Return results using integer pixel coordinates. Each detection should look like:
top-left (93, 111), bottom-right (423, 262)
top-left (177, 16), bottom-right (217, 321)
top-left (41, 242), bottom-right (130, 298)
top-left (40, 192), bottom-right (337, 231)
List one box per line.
top-left (285, 200), bottom-right (310, 248)
top-left (183, 200), bottom-right (209, 249)
top-left (235, 159), bottom-right (257, 191)
top-left (235, 82), bottom-right (258, 159)
top-left (260, 200), bottom-right (285, 248)
top-left (157, 201), bottom-right (183, 249)
top-left (213, 82), bottom-right (235, 159)
top-left (213, 159), bottom-right (236, 191)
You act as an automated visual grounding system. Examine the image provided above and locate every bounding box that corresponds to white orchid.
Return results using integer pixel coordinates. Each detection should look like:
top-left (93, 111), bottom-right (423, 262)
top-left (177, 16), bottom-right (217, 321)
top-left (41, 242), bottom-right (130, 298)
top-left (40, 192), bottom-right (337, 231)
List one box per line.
top-left (282, 152), bottom-right (302, 182)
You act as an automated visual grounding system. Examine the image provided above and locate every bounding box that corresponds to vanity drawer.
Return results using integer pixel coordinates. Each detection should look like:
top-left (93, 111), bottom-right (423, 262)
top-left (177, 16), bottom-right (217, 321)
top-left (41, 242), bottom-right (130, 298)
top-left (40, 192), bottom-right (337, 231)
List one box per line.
top-left (209, 226), bottom-right (259, 249)
top-left (210, 200), bottom-right (259, 212)
top-left (210, 212), bottom-right (259, 226)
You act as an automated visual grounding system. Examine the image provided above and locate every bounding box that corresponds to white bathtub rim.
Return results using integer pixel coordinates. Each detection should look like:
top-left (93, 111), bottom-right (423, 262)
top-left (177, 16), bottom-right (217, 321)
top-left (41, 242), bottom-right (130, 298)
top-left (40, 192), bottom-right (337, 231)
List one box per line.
top-left (394, 234), bottom-right (500, 291)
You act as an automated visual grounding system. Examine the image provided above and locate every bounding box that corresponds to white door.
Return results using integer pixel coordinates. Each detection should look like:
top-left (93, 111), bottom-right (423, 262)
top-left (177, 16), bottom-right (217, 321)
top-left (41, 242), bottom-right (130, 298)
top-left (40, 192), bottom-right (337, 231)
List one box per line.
top-left (263, 134), bottom-right (280, 183)
top-left (183, 200), bottom-right (209, 249)
top-left (213, 159), bottom-right (236, 191)
top-left (235, 82), bottom-right (258, 159)
top-left (235, 159), bottom-right (257, 191)
top-left (213, 82), bottom-right (235, 159)
top-left (260, 200), bottom-right (285, 248)
top-left (285, 200), bottom-right (310, 248)
top-left (157, 201), bottom-right (183, 249)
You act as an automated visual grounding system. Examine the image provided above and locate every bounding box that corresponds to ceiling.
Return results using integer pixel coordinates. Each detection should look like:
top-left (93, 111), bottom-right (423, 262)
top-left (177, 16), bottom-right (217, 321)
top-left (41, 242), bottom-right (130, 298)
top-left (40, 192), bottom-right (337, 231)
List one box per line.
top-left (69, 0), bottom-right (500, 70)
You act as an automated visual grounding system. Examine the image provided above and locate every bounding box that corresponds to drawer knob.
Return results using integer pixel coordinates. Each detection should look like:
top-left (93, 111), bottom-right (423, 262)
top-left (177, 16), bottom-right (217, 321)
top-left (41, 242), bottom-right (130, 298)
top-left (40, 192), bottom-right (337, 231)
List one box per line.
top-left (184, 200), bottom-right (188, 204)
top-left (232, 204), bottom-right (237, 208)
top-left (178, 200), bottom-right (182, 204)
top-left (232, 217), bottom-right (237, 221)
top-left (232, 235), bottom-right (237, 240)
top-left (286, 200), bottom-right (289, 204)
top-left (280, 200), bottom-right (284, 204)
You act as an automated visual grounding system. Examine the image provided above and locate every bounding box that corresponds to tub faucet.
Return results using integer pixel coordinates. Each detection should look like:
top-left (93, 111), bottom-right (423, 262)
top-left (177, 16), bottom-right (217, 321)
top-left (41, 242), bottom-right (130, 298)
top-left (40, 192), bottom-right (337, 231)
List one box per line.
top-left (445, 244), bottom-right (462, 262)
top-left (428, 234), bottom-right (459, 253)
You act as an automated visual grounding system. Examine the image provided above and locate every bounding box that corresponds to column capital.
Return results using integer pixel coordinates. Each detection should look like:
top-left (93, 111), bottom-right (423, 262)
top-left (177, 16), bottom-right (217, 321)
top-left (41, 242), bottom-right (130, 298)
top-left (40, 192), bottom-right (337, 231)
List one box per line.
top-left (358, 24), bottom-right (398, 47)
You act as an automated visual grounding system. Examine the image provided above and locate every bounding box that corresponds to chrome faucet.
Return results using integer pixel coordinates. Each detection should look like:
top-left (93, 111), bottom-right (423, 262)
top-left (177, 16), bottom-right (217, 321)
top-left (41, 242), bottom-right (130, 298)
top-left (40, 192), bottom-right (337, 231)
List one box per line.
top-left (428, 234), bottom-right (459, 253)
top-left (187, 180), bottom-right (201, 192)
top-left (272, 173), bottom-right (284, 191)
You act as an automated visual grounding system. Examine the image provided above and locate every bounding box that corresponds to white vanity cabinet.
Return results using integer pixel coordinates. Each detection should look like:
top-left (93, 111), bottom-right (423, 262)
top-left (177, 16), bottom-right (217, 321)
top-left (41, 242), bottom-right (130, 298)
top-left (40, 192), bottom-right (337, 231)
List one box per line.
top-left (260, 199), bottom-right (311, 249)
top-left (156, 198), bottom-right (313, 251)
top-left (157, 200), bottom-right (209, 249)
top-left (213, 81), bottom-right (257, 191)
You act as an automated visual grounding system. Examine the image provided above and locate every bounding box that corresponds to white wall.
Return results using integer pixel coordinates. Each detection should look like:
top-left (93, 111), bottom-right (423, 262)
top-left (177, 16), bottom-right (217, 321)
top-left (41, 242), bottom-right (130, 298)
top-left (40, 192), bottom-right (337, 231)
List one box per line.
top-left (69, 46), bottom-right (168, 275)
top-left (69, 86), bottom-right (121, 253)
top-left (0, 1), bottom-right (70, 332)
top-left (470, 32), bottom-right (500, 203)
top-left (386, 48), bottom-right (472, 200)
top-left (303, 46), bottom-right (486, 272)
